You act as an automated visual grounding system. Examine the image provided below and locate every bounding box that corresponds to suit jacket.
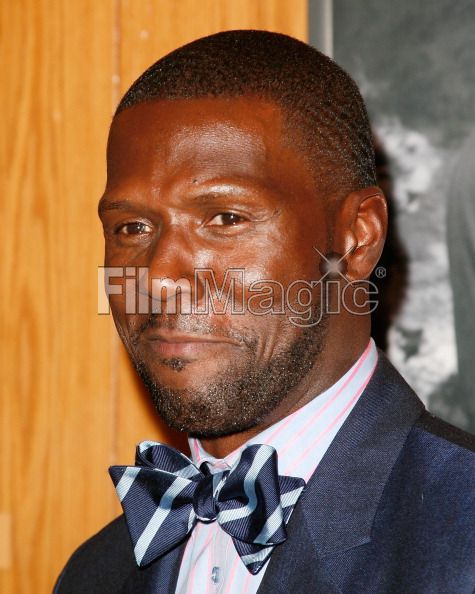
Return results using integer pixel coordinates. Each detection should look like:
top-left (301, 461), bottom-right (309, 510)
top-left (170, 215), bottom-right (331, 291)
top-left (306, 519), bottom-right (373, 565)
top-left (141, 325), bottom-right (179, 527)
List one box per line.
top-left (54, 354), bottom-right (475, 593)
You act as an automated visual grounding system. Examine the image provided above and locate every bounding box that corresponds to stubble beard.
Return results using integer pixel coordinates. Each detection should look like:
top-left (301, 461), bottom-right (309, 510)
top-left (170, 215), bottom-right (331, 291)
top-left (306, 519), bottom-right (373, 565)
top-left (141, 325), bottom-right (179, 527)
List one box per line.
top-left (130, 311), bottom-right (329, 439)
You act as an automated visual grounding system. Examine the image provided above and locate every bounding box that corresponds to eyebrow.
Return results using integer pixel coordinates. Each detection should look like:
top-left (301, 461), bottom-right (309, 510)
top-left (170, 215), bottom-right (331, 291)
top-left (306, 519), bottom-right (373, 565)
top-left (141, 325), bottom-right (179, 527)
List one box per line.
top-left (97, 194), bottom-right (238, 215)
top-left (98, 197), bottom-right (136, 215)
top-left (187, 186), bottom-right (261, 204)
top-left (98, 183), bottom-right (270, 215)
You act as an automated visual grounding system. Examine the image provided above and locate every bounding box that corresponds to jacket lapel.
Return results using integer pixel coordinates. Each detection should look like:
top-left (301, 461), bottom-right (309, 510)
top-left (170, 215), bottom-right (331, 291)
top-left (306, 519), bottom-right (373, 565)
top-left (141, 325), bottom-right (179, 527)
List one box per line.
top-left (257, 353), bottom-right (425, 593)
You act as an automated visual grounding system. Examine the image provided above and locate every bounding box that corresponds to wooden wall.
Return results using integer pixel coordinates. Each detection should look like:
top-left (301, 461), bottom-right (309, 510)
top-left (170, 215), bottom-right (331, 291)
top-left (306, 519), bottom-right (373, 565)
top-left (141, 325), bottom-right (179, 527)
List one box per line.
top-left (0, 2), bottom-right (307, 592)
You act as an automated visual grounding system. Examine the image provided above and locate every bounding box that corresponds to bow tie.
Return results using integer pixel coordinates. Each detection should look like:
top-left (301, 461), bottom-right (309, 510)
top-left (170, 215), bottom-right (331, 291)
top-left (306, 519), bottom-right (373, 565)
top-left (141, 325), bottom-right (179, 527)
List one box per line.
top-left (109, 441), bottom-right (306, 575)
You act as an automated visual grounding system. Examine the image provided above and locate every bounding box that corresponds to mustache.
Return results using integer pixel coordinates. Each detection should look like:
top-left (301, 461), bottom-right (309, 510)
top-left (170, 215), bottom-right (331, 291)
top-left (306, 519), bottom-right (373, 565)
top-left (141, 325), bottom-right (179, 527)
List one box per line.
top-left (134, 313), bottom-right (257, 348)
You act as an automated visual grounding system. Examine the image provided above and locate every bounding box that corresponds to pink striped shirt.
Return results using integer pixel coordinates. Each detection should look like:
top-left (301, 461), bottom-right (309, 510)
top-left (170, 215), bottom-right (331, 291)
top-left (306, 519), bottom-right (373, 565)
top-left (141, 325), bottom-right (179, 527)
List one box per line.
top-left (175, 339), bottom-right (378, 594)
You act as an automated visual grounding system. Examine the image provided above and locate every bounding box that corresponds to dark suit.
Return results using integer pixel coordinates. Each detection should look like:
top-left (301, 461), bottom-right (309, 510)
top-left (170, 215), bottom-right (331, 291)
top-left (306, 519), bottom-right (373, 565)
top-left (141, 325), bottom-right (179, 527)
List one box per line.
top-left (54, 355), bottom-right (475, 593)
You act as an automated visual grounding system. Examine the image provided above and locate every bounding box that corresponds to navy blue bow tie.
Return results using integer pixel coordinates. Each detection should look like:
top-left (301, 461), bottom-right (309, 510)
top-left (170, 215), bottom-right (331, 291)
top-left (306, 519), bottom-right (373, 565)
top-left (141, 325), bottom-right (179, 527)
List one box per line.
top-left (109, 441), bottom-right (306, 575)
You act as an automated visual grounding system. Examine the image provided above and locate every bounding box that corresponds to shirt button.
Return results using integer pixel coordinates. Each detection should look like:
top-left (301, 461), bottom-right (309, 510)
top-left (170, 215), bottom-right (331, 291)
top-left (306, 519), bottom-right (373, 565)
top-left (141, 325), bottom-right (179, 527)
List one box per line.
top-left (211, 566), bottom-right (220, 584)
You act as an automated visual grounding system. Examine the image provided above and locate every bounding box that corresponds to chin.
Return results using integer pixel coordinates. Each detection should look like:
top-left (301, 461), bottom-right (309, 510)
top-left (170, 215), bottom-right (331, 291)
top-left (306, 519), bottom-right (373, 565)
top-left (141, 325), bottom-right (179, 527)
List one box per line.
top-left (161, 409), bottom-right (260, 439)
top-left (136, 348), bottom-right (239, 392)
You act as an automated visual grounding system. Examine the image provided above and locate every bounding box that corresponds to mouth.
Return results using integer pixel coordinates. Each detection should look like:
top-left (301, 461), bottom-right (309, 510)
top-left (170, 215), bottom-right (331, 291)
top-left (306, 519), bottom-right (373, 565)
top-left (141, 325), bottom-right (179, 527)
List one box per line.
top-left (141, 328), bottom-right (243, 359)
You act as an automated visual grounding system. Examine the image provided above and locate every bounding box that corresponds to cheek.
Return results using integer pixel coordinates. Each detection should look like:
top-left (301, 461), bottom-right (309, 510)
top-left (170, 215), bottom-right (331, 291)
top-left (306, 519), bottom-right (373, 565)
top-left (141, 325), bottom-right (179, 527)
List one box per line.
top-left (240, 306), bottom-right (310, 364)
top-left (108, 293), bottom-right (133, 334)
top-left (199, 229), bottom-right (321, 321)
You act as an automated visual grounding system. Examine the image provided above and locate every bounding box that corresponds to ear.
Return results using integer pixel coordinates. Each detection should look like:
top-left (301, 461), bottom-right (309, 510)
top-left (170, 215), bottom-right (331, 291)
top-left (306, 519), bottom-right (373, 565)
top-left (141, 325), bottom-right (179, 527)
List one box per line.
top-left (334, 186), bottom-right (387, 281)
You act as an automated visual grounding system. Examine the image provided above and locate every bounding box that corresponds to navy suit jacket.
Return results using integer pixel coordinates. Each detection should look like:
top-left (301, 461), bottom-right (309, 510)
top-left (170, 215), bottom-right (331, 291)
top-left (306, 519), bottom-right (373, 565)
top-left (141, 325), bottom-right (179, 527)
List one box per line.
top-left (55, 355), bottom-right (475, 593)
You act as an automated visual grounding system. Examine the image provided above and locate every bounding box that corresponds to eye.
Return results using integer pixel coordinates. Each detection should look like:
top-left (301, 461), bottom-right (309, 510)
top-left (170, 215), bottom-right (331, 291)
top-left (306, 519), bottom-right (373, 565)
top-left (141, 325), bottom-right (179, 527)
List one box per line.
top-left (116, 221), bottom-right (152, 235)
top-left (208, 212), bottom-right (247, 226)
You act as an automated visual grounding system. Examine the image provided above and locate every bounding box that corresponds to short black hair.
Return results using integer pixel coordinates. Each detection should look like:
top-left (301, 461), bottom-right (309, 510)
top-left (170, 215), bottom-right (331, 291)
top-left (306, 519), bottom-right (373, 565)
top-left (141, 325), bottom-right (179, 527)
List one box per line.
top-left (116, 30), bottom-right (376, 198)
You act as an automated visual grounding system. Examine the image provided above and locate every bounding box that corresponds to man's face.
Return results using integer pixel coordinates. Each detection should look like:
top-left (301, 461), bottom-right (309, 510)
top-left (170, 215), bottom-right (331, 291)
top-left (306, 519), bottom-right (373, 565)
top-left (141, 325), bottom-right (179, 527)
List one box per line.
top-left (100, 97), bottom-right (331, 437)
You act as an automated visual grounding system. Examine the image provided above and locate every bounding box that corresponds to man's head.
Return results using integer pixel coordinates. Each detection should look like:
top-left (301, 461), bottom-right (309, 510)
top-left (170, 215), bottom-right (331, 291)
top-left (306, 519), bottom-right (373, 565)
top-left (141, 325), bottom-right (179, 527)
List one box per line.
top-left (99, 31), bottom-right (386, 445)
top-left (116, 30), bottom-right (376, 201)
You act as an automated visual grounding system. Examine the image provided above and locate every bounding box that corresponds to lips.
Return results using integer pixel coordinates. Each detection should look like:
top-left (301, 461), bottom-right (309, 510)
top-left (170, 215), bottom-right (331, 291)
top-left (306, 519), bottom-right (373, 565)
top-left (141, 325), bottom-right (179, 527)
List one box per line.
top-left (142, 329), bottom-right (242, 359)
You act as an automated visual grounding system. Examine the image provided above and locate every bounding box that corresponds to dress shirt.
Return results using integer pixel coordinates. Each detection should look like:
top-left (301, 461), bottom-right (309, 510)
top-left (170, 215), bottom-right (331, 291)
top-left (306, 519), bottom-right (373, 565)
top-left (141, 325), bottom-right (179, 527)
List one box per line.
top-left (175, 339), bottom-right (378, 594)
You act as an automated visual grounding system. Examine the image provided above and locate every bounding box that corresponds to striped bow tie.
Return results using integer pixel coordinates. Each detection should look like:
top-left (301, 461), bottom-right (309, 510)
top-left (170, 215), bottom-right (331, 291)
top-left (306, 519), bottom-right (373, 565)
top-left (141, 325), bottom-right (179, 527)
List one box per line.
top-left (109, 441), bottom-right (306, 575)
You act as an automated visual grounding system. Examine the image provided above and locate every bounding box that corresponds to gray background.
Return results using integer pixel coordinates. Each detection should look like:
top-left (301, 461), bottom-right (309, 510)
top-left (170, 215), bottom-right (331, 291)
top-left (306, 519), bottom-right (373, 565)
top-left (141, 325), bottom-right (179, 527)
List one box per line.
top-left (310, 0), bottom-right (475, 431)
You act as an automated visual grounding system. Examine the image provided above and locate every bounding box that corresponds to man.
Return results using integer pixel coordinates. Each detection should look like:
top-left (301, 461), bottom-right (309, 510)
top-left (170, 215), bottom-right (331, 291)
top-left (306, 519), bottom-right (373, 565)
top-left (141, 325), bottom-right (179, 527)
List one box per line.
top-left (55, 31), bottom-right (474, 593)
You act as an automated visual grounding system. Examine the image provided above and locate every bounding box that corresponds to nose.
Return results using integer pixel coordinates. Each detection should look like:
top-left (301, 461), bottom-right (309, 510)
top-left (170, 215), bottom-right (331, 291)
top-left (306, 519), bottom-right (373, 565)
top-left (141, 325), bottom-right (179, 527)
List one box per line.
top-left (137, 224), bottom-right (203, 314)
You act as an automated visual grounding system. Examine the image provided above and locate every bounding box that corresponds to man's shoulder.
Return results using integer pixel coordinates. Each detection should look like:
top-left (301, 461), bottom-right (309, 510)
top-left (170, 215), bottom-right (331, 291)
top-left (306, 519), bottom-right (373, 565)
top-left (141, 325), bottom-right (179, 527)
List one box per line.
top-left (362, 353), bottom-right (474, 541)
top-left (402, 409), bottom-right (475, 484)
top-left (375, 352), bottom-right (475, 484)
top-left (54, 515), bottom-right (135, 594)
top-left (382, 408), bottom-right (474, 541)
top-left (373, 351), bottom-right (474, 460)
top-left (412, 409), bottom-right (475, 454)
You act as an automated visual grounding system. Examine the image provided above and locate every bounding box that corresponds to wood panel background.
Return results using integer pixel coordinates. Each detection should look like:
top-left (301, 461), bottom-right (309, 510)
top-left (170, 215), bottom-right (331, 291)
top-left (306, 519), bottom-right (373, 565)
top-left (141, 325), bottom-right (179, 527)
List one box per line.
top-left (0, 2), bottom-right (307, 592)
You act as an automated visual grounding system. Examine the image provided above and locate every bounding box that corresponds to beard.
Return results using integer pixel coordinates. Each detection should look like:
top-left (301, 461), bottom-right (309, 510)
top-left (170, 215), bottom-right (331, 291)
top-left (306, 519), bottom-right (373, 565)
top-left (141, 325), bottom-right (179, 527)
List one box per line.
top-left (127, 308), bottom-right (329, 439)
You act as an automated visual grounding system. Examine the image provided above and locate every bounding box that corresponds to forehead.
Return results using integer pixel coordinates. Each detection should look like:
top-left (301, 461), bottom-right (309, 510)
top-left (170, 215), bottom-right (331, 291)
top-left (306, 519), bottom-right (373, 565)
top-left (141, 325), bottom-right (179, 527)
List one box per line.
top-left (106, 97), bottom-right (316, 189)
top-left (110, 95), bottom-right (282, 141)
